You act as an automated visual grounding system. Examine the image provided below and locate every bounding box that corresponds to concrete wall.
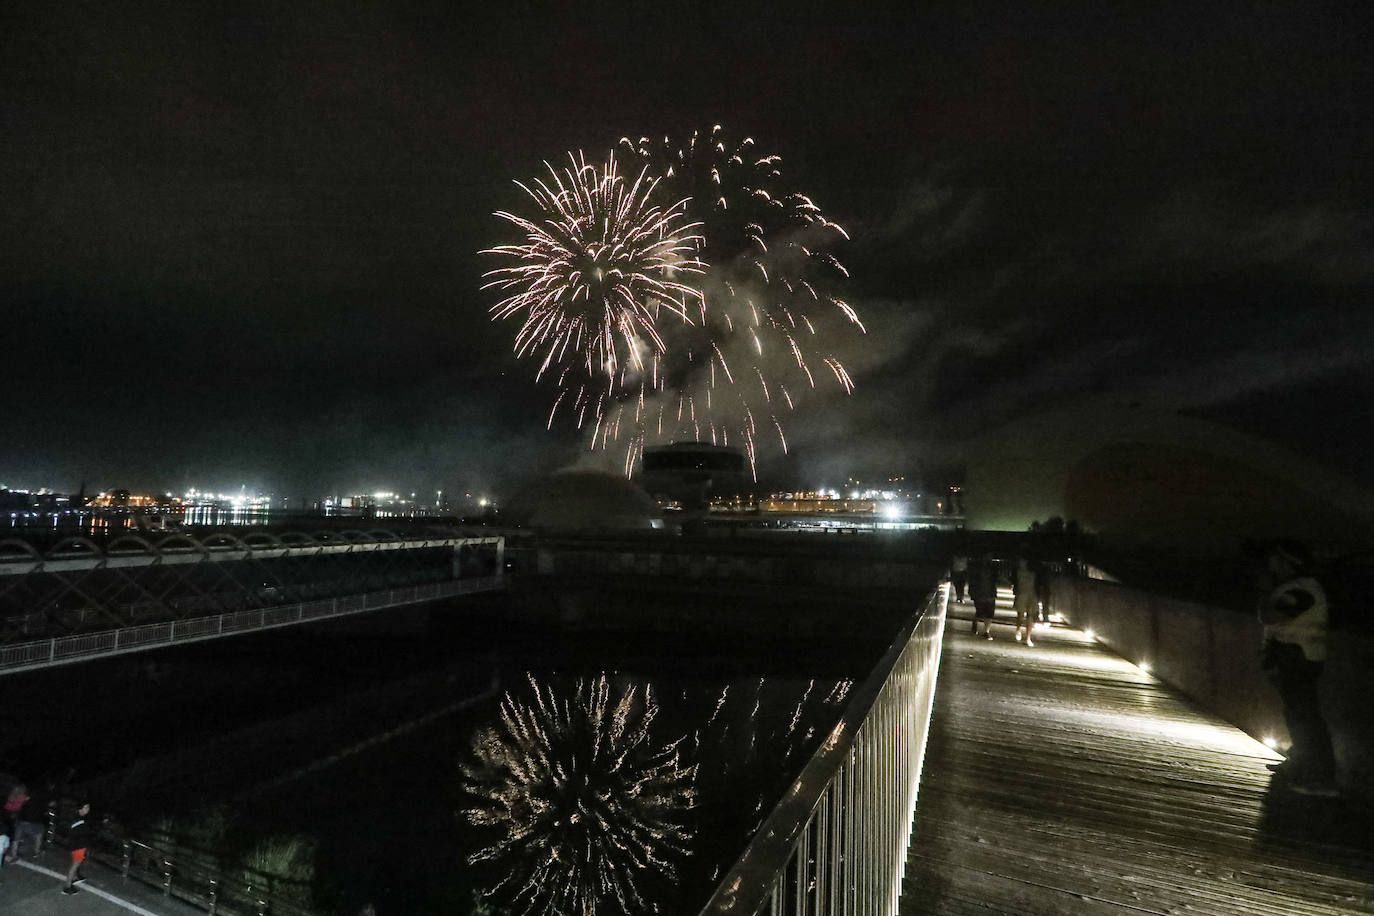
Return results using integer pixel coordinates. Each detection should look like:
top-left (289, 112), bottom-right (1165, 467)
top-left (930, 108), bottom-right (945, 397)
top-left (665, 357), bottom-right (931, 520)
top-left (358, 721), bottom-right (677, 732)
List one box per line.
top-left (1054, 574), bottom-right (1373, 797)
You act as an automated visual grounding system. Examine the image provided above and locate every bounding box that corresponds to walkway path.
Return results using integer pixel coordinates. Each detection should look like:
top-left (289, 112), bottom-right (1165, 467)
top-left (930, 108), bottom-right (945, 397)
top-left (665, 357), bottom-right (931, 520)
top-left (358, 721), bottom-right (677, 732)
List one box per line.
top-left (900, 600), bottom-right (1374, 914)
top-left (0, 851), bottom-right (203, 916)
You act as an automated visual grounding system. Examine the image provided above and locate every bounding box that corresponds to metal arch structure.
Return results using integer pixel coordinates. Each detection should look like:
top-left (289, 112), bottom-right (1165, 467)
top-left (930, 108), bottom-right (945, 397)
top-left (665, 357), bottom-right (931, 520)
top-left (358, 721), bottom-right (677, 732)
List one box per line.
top-left (0, 527), bottom-right (504, 674)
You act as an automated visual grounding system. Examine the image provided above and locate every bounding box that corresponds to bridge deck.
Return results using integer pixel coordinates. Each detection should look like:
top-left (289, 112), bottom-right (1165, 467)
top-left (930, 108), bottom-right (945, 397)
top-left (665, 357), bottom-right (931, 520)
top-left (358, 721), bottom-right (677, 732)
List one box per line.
top-left (900, 603), bottom-right (1374, 915)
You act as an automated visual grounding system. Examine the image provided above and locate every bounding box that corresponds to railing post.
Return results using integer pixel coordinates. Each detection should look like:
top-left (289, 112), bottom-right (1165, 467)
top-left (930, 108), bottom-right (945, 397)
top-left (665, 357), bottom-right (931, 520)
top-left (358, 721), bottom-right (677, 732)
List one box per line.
top-left (162, 857), bottom-right (174, 895)
top-left (845, 745), bottom-right (856, 916)
top-left (208, 878), bottom-right (219, 915)
top-left (121, 840), bottom-right (132, 878)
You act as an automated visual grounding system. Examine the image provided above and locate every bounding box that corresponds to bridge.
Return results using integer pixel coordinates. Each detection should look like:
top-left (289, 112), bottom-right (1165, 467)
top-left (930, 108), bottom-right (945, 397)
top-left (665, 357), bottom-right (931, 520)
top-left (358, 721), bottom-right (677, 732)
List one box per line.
top-left (0, 526), bottom-right (504, 674)
top-left (1, 530), bottom-right (1371, 914)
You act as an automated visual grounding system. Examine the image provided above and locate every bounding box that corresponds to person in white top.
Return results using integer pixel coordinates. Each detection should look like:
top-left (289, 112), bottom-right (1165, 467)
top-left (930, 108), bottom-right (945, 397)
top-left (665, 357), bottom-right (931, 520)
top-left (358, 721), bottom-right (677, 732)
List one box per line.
top-left (1258, 541), bottom-right (1338, 796)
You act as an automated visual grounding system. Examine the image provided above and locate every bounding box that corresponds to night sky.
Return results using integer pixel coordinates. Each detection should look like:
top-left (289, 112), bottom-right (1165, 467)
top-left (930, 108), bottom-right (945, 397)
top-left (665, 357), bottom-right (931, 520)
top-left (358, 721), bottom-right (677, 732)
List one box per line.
top-left (4, 2), bottom-right (1372, 498)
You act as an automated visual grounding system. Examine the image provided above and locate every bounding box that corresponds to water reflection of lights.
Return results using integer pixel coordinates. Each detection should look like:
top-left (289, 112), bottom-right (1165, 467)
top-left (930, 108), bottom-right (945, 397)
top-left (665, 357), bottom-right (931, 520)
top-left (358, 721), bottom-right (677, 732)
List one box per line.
top-left (460, 674), bottom-right (695, 916)
top-left (686, 677), bottom-right (853, 846)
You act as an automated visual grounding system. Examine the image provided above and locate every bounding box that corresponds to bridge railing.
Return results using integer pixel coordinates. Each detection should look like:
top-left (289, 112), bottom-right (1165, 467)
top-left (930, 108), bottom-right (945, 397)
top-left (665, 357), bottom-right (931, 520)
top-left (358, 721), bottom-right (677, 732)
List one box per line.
top-left (0, 575), bottom-right (503, 674)
top-left (104, 833), bottom-right (315, 916)
top-left (700, 585), bottom-right (948, 916)
top-left (0, 529), bottom-right (504, 640)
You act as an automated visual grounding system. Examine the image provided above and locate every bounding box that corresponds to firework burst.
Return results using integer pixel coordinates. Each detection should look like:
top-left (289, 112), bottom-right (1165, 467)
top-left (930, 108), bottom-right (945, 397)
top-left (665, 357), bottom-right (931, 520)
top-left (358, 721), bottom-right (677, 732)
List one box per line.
top-left (485, 130), bottom-right (862, 478)
top-left (460, 674), bottom-right (696, 916)
top-left (483, 151), bottom-right (705, 438)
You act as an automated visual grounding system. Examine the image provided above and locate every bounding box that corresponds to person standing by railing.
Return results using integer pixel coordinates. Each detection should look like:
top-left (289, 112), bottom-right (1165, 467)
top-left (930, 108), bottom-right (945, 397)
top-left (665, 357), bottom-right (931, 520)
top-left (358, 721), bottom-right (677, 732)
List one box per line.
top-left (0, 806), bottom-right (11, 873)
top-left (8, 780), bottom-right (51, 860)
top-left (1, 783), bottom-right (24, 866)
top-left (61, 801), bottom-right (92, 895)
top-left (1258, 541), bottom-right (1339, 797)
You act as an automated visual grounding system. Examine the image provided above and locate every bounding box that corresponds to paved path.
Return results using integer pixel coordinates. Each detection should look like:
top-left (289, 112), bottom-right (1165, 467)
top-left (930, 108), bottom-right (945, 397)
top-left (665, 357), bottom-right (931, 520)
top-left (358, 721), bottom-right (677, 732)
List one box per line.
top-left (0, 851), bottom-right (202, 916)
top-left (900, 600), bottom-right (1374, 914)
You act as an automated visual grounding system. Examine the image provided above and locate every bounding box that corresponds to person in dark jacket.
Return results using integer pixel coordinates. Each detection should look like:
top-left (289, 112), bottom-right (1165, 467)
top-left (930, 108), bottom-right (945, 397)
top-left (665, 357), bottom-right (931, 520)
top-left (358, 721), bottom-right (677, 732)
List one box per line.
top-left (950, 553), bottom-right (969, 604)
top-left (1034, 560), bottom-right (1053, 624)
top-left (968, 555), bottom-right (998, 639)
top-left (62, 802), bottom-right (92, 895)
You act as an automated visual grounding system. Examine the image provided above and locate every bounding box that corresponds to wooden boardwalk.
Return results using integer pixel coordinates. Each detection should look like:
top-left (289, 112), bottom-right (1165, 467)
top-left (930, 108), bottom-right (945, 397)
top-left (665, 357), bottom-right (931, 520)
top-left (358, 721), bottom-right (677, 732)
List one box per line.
top-left (900, 600), bottom-right (1374, 915)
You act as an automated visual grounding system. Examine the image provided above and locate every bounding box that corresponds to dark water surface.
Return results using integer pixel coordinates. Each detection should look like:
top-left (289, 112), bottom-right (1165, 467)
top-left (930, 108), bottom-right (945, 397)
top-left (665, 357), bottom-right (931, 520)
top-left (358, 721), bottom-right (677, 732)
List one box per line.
top-left (2, 592), bottom-right (885, 915)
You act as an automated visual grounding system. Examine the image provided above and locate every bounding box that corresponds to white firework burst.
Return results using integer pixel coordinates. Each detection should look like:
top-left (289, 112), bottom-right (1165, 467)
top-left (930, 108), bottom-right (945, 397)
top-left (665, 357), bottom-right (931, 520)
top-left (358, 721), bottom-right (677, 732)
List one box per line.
top-left (460, 674), bottom-right (696, 916)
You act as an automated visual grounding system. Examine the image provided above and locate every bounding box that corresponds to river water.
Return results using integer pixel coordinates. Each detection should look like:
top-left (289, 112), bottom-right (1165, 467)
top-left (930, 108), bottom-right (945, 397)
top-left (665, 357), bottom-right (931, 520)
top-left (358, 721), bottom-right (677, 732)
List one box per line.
top-left (3, 591), bottom-right (884, 915)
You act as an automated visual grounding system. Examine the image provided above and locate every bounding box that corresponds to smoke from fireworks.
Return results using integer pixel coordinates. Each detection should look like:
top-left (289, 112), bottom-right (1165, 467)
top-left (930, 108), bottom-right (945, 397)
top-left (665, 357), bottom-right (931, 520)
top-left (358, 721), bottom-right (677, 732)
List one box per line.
top-left (485, 129), bottom-right (862, 476)
top-left (460, 674), bottom-right (696, 916)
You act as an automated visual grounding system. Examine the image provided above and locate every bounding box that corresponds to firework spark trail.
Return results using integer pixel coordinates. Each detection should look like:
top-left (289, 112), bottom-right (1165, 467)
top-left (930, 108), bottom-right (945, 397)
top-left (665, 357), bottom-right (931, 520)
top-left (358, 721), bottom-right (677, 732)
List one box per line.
top-left (461, 674), bottom-right (696, 916)
top-left (612, 127), bottom-right (866, 472)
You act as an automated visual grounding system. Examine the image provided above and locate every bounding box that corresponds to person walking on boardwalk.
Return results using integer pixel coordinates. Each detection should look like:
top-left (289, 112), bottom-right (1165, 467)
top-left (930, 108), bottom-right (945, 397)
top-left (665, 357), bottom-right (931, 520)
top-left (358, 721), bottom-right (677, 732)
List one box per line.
top-left (950, 553), bottom-right (969, 604)
top-left (1013, 556), bottom-right (1038, 646)
top-left (1034, 559), bottom-right (1053, 624)
top-left (11, 781), bottom-right (51, 859)
top-left (969, 554), bottom-right (998, 639)
top-left (1258, 541), bottom-right (1339, 797)
top-left (61, 801), bottom-right (92, 895)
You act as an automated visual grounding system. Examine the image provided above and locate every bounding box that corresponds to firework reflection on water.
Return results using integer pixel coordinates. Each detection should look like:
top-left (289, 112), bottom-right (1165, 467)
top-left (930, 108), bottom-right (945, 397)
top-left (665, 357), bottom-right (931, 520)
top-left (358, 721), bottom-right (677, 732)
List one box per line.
top-left (687, 676), bottom-right (853, 844)
top-left (460, 672), bottom-right (854, 913)
top-left (460, 674), bottom-right (694, 916)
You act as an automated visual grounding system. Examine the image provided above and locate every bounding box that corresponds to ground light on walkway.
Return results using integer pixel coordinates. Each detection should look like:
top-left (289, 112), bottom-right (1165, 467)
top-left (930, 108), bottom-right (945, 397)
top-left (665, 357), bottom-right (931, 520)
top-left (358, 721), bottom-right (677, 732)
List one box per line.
top-left (976, 624), bottom-right (1284, 762)
top-left (901, 608), bottom-right (1374, 914)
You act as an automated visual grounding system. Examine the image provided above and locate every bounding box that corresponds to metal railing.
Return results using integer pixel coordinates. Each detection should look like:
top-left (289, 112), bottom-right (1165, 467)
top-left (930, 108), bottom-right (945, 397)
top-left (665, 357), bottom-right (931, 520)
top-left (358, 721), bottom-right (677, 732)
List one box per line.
top-left (101, 834), bottom-right (315, 916)
top-left (23, 803), bottom-right (310, 915)
top-left (701, 584), bottom-right (948, 916)
top-left (0, 574), bottom-right (504, 674)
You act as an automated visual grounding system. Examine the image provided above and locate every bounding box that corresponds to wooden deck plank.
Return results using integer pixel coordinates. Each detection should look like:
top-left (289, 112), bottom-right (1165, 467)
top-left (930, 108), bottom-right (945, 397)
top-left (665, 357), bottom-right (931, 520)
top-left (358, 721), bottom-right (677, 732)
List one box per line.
top-left (900, 607), bottom-right (1374, 915)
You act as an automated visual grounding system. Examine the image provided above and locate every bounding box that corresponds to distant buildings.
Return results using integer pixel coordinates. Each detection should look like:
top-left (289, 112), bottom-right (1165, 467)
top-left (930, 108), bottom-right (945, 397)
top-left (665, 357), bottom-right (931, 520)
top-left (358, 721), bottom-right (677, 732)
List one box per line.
top-left (640, 442), bottom-right (749, 513)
